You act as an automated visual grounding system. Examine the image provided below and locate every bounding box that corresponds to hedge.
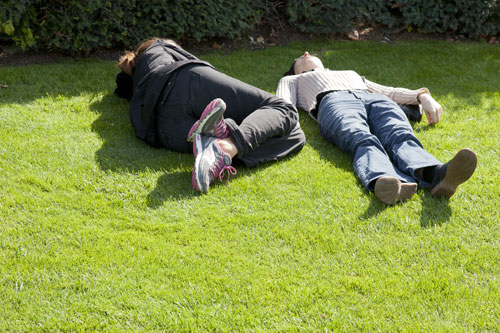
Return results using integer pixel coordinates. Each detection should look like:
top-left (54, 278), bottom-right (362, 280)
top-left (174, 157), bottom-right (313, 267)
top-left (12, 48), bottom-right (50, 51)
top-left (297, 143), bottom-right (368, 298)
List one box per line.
top-left (0, 0), bottom-right (267, 54)
top-left (287, 0), bottom-right (500, 37)
top-left (1, 0), bottom-right (499, 54)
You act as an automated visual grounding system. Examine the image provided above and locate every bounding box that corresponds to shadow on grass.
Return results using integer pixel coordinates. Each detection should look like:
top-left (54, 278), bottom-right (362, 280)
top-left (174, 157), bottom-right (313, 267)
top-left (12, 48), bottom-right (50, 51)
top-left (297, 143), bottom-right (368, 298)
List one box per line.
top-left (358, 190), bottom-right (453, 226)
top-left (303, 114), bottom-right (455, 223)
top-left (90, 94), bottom-right (194, 171)
top-left (419, 192), bottom-right (452, 227)
top-left (90, 93), bottom-right (195, 202)
top-left (146, 155), bottom-right (300, 208)
top-left (146, 170), bottom-right (195, 207)
top-left (90, 93), bottom-right (300, 207)
top-left (359, 197), bottom-right (390, 219)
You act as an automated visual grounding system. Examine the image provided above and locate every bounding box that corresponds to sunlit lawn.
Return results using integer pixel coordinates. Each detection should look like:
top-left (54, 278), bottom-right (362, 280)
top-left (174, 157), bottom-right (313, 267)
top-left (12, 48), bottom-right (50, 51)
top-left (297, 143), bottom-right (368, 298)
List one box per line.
top-left (1, 39), bottom-right (499, 330)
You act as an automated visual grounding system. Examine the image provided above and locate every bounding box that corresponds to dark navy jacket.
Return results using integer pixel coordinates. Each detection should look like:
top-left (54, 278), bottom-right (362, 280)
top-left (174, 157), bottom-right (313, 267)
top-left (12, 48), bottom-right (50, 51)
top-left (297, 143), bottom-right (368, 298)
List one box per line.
top-left (115, 40), bottom-right (213, 146)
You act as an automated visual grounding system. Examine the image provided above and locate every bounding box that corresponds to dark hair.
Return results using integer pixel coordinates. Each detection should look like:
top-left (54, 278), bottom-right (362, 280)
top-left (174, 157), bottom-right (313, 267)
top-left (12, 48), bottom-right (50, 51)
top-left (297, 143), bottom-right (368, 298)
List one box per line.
top-left (115, 71), bottom-right (134, 100)
top-left (283, 60), bottom-right (296, 77)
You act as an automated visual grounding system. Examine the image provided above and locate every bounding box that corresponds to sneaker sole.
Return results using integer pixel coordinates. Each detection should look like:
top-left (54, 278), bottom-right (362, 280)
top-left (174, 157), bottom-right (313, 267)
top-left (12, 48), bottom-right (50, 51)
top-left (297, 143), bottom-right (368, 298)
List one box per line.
top-left (192, 134), bottom-right (208, 193)
top-left (192, 137), bottom-right (201, 191)
top-left (430, 148), bottom-right (477, 198)
top-left (187, 98), bottom-right (226, 142)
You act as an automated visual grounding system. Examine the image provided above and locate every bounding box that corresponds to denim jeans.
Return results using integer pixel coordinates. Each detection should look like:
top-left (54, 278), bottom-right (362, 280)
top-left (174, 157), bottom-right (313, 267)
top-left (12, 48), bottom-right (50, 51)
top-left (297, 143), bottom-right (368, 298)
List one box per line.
top-left (317, 90), bottom-right (440, 190)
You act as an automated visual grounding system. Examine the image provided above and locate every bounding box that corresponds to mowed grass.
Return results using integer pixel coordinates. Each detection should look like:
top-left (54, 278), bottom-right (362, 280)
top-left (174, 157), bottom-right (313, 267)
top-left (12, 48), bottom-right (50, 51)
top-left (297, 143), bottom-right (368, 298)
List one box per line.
top-left (0, 39), bottom-right (499, 330)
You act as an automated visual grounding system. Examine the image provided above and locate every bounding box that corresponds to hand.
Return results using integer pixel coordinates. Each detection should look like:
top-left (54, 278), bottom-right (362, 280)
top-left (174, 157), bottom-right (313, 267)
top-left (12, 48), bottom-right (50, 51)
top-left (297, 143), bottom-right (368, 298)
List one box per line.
top-left (419, 93), bottom-right (443, 125)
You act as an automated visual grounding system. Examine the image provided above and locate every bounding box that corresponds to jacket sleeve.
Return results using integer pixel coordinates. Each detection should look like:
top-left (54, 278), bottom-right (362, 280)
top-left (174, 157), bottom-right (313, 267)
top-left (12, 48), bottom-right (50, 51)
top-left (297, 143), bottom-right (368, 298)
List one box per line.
top-left (364, 77), bottom-right (429, 105)
top-left (276, 75), bottom-right (299, 106)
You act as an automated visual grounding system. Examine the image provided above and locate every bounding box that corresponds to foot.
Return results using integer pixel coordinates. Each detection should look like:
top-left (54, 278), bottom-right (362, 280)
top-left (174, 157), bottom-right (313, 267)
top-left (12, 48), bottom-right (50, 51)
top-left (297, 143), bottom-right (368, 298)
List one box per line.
top-left (187, 98), bottom-right (229, 142)
top-left (430, 148), bottom-right (477, 198)
top-left (192, 134), bottom-right (237, 193)
top-left (374, 176), bottom-right (417, 205)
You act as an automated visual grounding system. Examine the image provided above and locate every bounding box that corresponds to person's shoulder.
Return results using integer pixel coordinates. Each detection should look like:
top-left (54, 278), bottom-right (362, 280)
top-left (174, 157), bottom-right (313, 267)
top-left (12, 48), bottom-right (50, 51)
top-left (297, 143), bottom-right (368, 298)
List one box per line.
top-left (279, 74), bottom-right (298, 82)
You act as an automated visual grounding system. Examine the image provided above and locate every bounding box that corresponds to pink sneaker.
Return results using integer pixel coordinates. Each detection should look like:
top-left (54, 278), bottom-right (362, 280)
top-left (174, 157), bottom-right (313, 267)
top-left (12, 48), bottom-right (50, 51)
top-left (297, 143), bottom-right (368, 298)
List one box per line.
top-left (192, 134), bottom-right (237, 193)
top-left (187, 98), bottom-right (229, 142)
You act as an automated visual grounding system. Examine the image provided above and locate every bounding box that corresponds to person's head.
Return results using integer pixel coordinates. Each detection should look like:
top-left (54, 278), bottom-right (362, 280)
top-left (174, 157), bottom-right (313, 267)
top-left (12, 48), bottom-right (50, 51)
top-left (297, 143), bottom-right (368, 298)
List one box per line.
top-left (118, 37), bottom-right (180, 76)
top-left (283, 51), bottom-right (324, 76)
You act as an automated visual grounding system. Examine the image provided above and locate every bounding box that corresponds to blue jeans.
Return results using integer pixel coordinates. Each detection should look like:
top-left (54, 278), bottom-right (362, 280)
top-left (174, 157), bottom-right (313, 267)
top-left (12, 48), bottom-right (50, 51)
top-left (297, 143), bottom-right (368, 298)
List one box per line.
top-left (317, 90), bottom-right (440, 190)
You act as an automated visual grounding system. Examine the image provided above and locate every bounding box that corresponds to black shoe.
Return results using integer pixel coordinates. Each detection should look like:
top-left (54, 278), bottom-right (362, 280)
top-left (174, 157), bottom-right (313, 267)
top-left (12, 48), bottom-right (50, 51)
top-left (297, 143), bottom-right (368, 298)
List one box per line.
top-left (399, 104), bottom-right (422, 122)
top-left (430, 148), bottom-right (477, 198)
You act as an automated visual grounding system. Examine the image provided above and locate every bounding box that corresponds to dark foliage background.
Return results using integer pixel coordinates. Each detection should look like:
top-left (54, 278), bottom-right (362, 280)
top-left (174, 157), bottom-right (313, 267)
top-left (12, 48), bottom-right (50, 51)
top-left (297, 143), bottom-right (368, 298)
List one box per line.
top-left (1, 0), bottom-right (499, 54)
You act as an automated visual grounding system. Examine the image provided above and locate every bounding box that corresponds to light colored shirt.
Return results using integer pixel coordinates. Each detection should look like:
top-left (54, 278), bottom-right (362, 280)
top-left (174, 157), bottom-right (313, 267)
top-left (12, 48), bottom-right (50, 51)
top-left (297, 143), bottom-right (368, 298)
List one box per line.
top-left (276, 69), bottom-right (429, 117)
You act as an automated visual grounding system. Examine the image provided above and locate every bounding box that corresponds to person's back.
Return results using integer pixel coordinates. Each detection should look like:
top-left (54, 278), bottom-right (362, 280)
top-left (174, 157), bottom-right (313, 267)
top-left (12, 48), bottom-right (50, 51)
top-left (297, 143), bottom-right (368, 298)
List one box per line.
top-left (114, 38), bottom-right (305, 193)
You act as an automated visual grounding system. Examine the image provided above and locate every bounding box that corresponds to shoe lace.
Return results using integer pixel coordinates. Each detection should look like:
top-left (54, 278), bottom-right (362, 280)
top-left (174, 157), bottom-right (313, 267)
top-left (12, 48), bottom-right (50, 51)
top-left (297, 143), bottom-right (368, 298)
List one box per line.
top-left (217, 165), bottom-right (237, 184)
top-left (210, 161), bottom-right (237, 185)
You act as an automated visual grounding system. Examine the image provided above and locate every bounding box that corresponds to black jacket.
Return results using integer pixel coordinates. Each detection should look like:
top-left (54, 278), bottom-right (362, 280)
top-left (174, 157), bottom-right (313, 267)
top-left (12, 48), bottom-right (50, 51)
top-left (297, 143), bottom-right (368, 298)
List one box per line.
top-left (115, 40), bottom-right (213, 146)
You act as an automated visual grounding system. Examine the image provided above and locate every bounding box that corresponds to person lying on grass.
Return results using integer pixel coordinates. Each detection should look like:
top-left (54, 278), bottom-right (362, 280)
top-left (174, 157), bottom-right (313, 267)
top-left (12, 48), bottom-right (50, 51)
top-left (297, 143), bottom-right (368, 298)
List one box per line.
top-left (276, 52), bottom-right (477, 205)
top-left (115, 38), bottom-right (305, 193)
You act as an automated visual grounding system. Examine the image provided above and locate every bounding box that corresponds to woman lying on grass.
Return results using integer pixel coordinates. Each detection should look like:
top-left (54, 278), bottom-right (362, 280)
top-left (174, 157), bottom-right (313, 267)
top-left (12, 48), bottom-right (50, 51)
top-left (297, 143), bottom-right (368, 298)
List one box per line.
top-left (277, 52), bottom-right (477, 205)
top-left (115, 38), bottom-right (305, 193)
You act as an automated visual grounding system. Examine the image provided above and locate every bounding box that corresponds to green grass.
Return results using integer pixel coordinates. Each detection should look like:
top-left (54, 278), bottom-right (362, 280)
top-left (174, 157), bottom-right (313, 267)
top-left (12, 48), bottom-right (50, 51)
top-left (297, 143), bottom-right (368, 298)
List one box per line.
top-left (1, 39), bottom-right (499, 331)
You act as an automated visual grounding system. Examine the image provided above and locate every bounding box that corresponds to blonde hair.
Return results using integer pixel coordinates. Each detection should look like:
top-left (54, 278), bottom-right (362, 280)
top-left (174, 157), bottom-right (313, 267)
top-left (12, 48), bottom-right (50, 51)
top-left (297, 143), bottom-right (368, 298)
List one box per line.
top-left (118, 38), bottom-right (180, 75)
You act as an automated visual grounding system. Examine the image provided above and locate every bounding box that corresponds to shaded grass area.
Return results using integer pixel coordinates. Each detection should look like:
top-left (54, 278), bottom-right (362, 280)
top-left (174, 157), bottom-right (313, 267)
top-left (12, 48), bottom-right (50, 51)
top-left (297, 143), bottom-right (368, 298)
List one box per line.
top-left (1, 40), bottom-right (499, 330)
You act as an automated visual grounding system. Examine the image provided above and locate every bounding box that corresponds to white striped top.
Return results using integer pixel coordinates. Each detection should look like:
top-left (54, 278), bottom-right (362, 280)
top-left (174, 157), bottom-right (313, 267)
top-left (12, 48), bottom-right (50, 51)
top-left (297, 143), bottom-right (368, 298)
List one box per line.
top-left (276, 69), bottom-right (429, 117)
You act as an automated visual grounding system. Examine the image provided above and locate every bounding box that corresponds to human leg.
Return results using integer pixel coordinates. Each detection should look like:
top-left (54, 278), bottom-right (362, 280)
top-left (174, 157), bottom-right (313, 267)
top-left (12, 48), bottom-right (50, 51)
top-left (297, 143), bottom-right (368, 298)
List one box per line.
top-left (317, 91), bottom-right (416, 193)
top-left (155, 70), bottom-right (203, 153)
top-left (362, 92), bottom-right (441, 187)
top-left (223, 97), bottom-right (305, 167)
top-left (187, 66), bottom-right (305, 166)
top-left (189, 97), bottom-right (304, 191)
top-left (155, 102), bottom-right (197, 153)
top-left (365, 92), bottom-right (477, 198)
top-left (173, 66), bottom-right (304, 192)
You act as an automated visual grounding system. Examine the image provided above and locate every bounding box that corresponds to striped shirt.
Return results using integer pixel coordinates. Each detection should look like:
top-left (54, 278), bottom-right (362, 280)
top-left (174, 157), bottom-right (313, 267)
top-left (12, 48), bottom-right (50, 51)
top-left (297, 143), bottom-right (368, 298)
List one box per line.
top-left (276, 69), bottom-right (429, 118)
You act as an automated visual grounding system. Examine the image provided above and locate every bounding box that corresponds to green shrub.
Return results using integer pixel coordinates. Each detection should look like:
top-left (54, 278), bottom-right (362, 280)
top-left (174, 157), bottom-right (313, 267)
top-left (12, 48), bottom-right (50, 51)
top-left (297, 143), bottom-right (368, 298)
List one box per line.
top-left (35, 0), bottom-right (265, 54)
top-left (286, 0), bottom-right (500, 38)
top-left (287, 0), bottom-right (398, 34)
top-left (398, 0), bottom-right (500, 37)
top-left (0, 0), bottom-right (498, 54)
top-left (0, 0), bottom-right (36, 49)
top-left (1, 0), bottom-right (266, 54)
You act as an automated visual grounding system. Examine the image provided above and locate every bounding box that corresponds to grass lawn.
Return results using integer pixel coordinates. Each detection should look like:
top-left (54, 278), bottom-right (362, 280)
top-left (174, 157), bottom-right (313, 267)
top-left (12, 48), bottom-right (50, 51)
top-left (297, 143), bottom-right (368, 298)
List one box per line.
top-left (1, 39), bottom-right (499, 330)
